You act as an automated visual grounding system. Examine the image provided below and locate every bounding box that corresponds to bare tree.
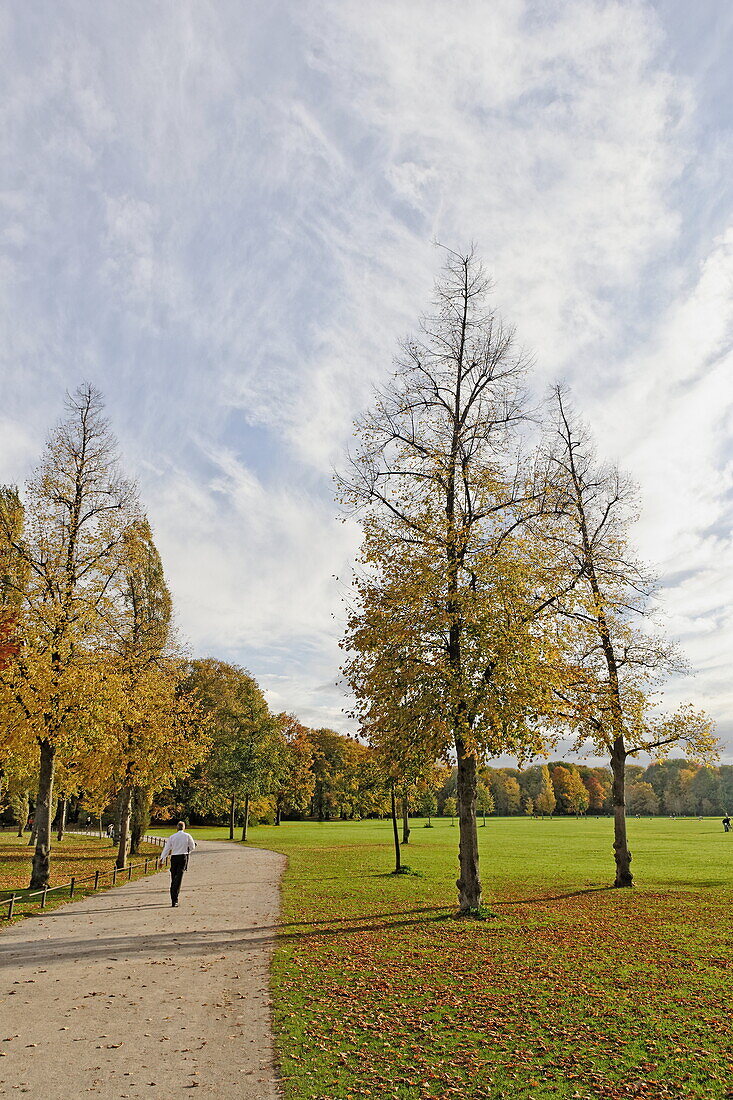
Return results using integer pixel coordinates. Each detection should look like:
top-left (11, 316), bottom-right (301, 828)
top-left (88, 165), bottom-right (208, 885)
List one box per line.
top-left (547, 387), bottom-right (716, 886)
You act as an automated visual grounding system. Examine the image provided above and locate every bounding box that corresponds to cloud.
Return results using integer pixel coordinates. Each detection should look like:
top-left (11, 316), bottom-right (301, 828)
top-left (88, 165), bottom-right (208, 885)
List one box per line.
top-left (1, 0), bottom-right (732, 743)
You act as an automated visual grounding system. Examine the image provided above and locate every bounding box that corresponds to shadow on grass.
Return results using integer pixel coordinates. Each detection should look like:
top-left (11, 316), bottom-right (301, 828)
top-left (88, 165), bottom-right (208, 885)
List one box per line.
top-left (494, 885), bottom-right (615, 906)
top-left (283, 904), bottom-right (452, 927)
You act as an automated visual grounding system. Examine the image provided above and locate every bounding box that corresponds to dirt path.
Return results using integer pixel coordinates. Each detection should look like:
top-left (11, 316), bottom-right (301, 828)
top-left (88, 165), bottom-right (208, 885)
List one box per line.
top-left (0, 839), bottom-right (285, 1098)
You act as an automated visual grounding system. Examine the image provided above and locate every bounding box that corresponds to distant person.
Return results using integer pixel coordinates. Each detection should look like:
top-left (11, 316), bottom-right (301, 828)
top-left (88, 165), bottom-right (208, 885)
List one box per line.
top-left (723, 816), bottom-right (731, 833)
top-left (106, 823), bottom-right (114, 839)
top-left (159, 821), bottom-right (196, 907)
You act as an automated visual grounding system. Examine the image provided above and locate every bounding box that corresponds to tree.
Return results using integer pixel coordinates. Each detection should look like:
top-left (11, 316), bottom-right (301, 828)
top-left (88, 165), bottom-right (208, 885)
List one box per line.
top-left (487, 770), bottom-right (521, 815)
top-left (626, 781), bottom-right (659, 816)
top-left (0, 385), bottom-right (138, 888)
top-left (530, 764), bottom-right (556, 816)
top-left (519, 765), bottom-right (554, 818)
top-left (687, 767), bottom-right (722, 816)
top-left (419, 788), bottom-right (437, 826)
top-left (581, 769), bottom-right (610, 814)
top-left (476, 783), bottom-right (494, 825)
top-left (309, 728), bottom-right (370, 821)
top-left (103, 517), bottom-right (202, 869)
top-left (273, 714), bottom-right (314, 825)
top-left (189, 659), bottom-right (283, 840)
top-left (444, 795), bottom-right (457, 824)
top-left (340, 248), bottom-right (562, 912)
top-left (547, 389), bottom-right (717, 884)
top-left (551, 765), bottom-right (589, 815)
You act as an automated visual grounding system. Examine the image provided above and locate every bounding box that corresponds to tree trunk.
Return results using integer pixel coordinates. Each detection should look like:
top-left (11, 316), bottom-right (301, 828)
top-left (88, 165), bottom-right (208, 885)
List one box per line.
top-left (401, 788), bottom-right (410, 844)
top-left (241, 794), bottom-right (250, 841)
top-left (98, 814), bottom-right (103, 840)
top-left (116, 784), bottom-right (132, 870)
top-left (16, 791), bottom-right (29, 837)
top-left (29, 739), bottom-right (56, 889)
top-left (455, 736), bottom-right (481, 911)
top-left (130, 786), bottom-right (152, 855)
top-left (611, 743), bottom-right (632, 887)
top-left (229, 795), bottom-right (235, 840)
top-left (390, 783), bottom-right (401, 873)
top-left (275, 799), bottom-right (282, 826)
top-left (56, 797), bottom-right (67, 842)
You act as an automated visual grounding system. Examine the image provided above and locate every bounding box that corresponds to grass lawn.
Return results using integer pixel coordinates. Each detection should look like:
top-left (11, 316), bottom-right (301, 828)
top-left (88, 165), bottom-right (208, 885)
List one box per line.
top-left (0, 829), bottom-right (163, 925)
top-left (191, 816), bottom-right (733, 1100)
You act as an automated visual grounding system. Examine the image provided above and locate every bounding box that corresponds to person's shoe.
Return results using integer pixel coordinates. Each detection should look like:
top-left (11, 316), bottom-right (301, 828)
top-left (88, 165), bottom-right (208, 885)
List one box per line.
top-left (172, 901), bottom-right (178, 907)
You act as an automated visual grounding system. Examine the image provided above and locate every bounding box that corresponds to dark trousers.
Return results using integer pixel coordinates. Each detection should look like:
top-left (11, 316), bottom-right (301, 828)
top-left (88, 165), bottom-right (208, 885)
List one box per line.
top-left (170, 854), bottom-right (188, 904)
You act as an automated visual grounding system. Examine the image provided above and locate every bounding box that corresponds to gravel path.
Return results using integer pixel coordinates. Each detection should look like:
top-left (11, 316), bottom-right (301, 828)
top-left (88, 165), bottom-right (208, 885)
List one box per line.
top-left (0, 839), bottom-right (285, 1098)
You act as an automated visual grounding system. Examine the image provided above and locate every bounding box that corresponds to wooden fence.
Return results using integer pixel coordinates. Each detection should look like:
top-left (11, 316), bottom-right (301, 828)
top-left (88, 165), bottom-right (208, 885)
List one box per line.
top-left (2, 831), bottom-right (166, 921)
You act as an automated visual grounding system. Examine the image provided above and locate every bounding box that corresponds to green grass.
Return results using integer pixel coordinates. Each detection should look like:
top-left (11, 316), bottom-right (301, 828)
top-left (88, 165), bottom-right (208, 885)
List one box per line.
top-left (190, 816), bottom-right (733, 1100)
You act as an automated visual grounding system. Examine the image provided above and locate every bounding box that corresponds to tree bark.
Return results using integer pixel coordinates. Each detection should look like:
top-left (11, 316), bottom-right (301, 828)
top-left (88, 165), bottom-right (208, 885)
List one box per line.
top-left (275, 799), bottom-right (282, 826)
top-left (241, 794), bottom-right (250, 841)
top-left (130, 786), bottom-right (152, 855)
top-left (401, 787), bottom-right (410, 844)
top-left (455, 736), bottom-right (481, 911)
top-left (229, 795), bottom-right (235, 840)
top-left (29, 739), bottom-right (55, 889)
top-left (390, 783), bottom-right (402, 873)
top-left (56, 797), bottom-right (67, 842)
top-left (116, 784), bottom-right (132, 870)
top-left (16, 791), bottom-right (28, 837)
top-left (611, 743), bottom-right (632, 887)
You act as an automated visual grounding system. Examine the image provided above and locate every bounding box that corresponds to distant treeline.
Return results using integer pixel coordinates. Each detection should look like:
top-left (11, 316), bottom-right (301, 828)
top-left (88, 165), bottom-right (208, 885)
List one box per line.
top-left (152, 714), bottom-right (730, 825)
top-left (459, 760), bottom-right (733, 818)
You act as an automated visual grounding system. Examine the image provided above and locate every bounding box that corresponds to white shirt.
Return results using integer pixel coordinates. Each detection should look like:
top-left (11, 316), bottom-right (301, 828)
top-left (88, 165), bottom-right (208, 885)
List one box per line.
top-left (160, 830), bottom-right (196, 860)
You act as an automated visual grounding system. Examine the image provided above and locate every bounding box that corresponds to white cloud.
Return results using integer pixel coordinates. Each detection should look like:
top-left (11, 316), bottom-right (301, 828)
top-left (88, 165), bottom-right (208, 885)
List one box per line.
top-left (1, 0), bottom-right (732, 744)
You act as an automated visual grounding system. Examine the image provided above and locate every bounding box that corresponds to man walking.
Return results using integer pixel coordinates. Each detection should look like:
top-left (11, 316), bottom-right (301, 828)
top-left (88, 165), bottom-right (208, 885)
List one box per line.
top-left (159, 821), bottom-right (196, 907)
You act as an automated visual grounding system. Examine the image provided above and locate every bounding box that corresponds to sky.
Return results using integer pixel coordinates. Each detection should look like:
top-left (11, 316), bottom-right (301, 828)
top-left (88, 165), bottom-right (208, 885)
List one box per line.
top-left (1, 1), bottom-right (732, 757)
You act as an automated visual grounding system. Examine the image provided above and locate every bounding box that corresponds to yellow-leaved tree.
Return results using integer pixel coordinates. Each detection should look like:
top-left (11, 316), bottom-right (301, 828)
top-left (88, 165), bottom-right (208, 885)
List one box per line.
top-left (0, 385), bottom-right (138, 888)
top-left (339, 249), bottom-right (568, 913)
top-left (102, 517), bottom-right (206, 868)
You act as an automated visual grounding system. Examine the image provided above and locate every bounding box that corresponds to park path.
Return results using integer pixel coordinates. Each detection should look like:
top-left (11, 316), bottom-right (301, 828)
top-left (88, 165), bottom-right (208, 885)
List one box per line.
top-left (0, 838), bottom-right (286, 1098)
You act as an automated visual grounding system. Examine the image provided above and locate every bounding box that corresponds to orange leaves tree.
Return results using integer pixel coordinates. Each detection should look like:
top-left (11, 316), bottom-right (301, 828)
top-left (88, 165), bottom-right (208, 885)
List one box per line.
top-left (339, 249), bottom-right (564, 913)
